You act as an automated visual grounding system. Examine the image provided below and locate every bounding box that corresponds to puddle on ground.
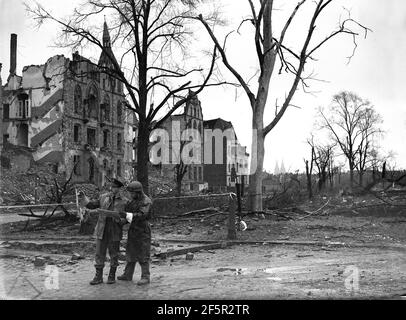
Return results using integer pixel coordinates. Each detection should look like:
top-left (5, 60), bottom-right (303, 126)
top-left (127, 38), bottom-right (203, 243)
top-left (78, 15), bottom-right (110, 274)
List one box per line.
top-left (215, 264), bottom-right (315, 279)
top-left (216, 267), bottom-right (248, 275)
top-left (266, 277), bottom-right (282, 281)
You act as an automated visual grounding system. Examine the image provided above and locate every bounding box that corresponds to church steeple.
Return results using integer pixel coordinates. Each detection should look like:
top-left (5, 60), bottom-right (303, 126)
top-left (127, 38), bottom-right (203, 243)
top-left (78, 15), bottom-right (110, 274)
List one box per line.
top-left (98, 20), bottom-right (118, 68)
top-left (102, 20), bottom-right (111, 48)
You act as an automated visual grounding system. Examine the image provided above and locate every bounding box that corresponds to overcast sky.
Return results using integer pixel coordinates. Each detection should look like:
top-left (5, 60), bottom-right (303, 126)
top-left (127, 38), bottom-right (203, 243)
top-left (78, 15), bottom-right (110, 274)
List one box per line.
top-left (1, 0), bottom-right (405, 172)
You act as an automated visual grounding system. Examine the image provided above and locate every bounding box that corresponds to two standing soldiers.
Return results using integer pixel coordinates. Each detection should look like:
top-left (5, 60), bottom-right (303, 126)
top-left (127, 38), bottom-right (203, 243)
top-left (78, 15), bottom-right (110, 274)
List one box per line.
top-left (81, 179), bottom-right (152, 286)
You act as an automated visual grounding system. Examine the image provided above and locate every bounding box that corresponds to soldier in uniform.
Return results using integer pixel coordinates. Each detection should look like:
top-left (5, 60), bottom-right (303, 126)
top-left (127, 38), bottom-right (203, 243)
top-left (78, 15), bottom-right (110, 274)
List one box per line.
top-left (117, 181), bottom-right (152, 285)
top-left (81, 178), bottom-right (128, 285)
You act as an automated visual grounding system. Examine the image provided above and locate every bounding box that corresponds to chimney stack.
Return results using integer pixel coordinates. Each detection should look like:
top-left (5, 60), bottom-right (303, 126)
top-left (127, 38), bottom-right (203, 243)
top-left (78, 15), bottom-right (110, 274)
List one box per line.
top-left (10, 33), bottom-right (17, 75)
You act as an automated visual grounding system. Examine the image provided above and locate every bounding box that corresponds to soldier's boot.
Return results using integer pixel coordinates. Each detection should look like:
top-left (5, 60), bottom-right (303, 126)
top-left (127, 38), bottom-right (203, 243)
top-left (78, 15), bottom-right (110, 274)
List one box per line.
top-left (89, 267), bottom-right (103, 285)
top-left (137, 261), bottom-right (150, 286)
top-left (106, 267), bottom-right (117, 284)
top-left (117, 262), bottom-right (135, 281)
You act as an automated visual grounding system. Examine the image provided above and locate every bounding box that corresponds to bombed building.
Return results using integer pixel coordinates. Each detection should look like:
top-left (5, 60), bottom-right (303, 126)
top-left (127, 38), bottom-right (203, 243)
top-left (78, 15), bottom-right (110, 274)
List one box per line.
top-left (1, 24), bottom-right (136, 186)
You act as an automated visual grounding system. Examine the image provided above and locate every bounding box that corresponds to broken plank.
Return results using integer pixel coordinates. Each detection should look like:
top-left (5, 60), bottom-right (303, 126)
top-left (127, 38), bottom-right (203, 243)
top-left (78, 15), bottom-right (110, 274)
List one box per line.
top-left (17, 214), bottom-right (45, 219)
top-left (155, 243), bottom-right (226, 258)
top-left (178, 207), bottom-right (218, 217)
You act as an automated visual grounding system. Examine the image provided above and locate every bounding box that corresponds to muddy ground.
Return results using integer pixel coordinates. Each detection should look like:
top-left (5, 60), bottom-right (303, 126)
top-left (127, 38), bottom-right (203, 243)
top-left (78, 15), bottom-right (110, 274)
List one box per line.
top-left (0, 192), bottom-right (405, 299)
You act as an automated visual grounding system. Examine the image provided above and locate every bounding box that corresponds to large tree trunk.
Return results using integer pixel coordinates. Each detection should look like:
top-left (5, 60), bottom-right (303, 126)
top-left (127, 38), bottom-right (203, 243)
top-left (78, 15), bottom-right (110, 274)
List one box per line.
top-left (349, 166), bottom-right (354, 189)
top-left (248, 120), bottom-right (265, 212)
top-left (176, 176), bottom-right (182, 197)
top-left (359, 171), bottom-right (364, 187)
top-left (137, 123), bottom-right (150, 195)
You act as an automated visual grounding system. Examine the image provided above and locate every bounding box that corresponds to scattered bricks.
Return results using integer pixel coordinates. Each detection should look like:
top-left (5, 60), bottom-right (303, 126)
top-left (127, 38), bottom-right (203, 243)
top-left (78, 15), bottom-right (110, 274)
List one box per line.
top-left (186, 252), bottom-right (194, 261)
top-left (33, 257), bottom-right (46, 267)
top-left (207, 230), bottom-right (214, 235)
top-left (214, 224), bottom-right (220, 229)
top-left (177, 230), bottom-right (182, 234)
top-left (187, 226), bottom-right (193, 232)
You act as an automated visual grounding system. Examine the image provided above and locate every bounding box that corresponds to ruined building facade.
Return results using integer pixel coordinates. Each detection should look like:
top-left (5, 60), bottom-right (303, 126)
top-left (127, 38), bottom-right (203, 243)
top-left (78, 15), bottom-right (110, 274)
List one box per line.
top-left (155, 92), bottom-right (206, 192)
top-left (1, 25), bottom-right (135, 186)
top-left (151, 94), bottom-right (250, 193)
top-left (203, 118), bottom-right (250, 192)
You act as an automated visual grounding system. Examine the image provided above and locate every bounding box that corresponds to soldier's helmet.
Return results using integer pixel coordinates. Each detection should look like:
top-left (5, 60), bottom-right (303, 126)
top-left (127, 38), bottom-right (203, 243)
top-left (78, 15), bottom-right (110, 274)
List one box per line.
top-left (127, 181), bottom-right (143, 192)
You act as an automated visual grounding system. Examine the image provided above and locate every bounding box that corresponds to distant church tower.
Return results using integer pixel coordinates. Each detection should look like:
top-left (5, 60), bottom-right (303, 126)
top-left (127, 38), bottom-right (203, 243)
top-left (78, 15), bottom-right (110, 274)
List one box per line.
top-left (280, 160), bottom-right (286, 174)
top-left (274, 161), bottom-right (280, 175)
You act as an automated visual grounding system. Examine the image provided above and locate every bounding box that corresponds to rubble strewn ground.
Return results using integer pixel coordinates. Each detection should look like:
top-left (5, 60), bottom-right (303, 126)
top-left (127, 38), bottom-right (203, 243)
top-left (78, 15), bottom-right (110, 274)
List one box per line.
top-left (0, 191), bottom-right (405, 299)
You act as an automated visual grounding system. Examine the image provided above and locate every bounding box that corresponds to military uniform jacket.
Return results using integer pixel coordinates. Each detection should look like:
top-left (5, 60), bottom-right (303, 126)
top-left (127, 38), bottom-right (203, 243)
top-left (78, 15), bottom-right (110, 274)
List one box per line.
top-left (86, 192), bottom-right (127, 241)
top-left (124, 194), bottom-right (152, 262)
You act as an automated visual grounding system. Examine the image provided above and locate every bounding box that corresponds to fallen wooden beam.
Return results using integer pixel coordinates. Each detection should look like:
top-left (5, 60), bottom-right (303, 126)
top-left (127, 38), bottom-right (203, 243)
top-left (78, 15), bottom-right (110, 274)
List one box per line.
top-left (155, 243), bottom-right (226, 259)
top-left (178, 207), bottom-right (218, 217)
top-left (17, 214), bottom-right (45, 219)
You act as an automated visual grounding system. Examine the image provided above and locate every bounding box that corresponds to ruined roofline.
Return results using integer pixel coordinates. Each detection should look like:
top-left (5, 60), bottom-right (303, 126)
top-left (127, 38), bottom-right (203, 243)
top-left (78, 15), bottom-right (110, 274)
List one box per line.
top-left (21, 54), bottom-right (68, 73)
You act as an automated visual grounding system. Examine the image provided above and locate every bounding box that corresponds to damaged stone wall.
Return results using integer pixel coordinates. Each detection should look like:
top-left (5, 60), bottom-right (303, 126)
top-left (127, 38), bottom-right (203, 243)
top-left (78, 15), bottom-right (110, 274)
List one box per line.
top-left (62, 53), bottom-right (133, 186)
top-left (2, 25), bottom-right (135, 188)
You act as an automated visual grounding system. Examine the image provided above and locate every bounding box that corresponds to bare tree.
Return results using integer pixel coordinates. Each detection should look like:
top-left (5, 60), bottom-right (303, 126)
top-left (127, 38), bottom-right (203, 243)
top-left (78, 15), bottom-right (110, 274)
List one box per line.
top-left (305, 136), bottom-right (335, 194)
top-left (355, 107), bottom-right (383, 186)
top-left (313, 143), bottom-right (335, 191)
top-left (27, 0), bottom-right (226, 193)
top-left (319, 91), bottom-right (382, 188)
top-left (196, 0), bottom-right (369, 211)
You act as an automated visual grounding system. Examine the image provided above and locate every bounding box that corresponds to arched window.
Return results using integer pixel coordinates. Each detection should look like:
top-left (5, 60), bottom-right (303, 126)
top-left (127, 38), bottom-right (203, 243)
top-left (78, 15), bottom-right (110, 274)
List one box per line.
top-left (198, 122), bottom-right (202, 134)
top-left (103, 129), bottom-right (110, 148)
top-left (117, 102), bottom-right (123, 124)
top-left (87, 85), bottom-right (99, 119)
top-left (74, 85), bottom-right (82, 114)
top-left (193, 120), bottom-right (197, 130)
top-left (103, 96), bottom-right (110, 121)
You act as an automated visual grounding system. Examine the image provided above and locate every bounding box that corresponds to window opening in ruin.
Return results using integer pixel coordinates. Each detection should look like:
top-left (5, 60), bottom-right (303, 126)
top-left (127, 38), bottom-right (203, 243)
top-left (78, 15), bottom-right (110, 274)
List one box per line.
top-left (87, 128), bottom-right (96, 146)
top-left (17, 123), bottom-right (28, 146)
top-left (103, 130), bottom-right (110, 148)
top-left (194, 167), bottom-right (197, 181)
top-left (111, 78), bottom-right (116, 93)
top-left (3, 104), bottom-right (10, 120)
top-left (87, 86), bottom-right (99, 119)
top-left (74, 85), bottom-right (82, 114)
top-left (117, 102), bottom-right (122, 124)
top-left (103, 97), bottom-right (110, 122)
top-left (74, 124), bottom-right (81, 143)
top-left (17, 95), bottom-right (29, 119)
